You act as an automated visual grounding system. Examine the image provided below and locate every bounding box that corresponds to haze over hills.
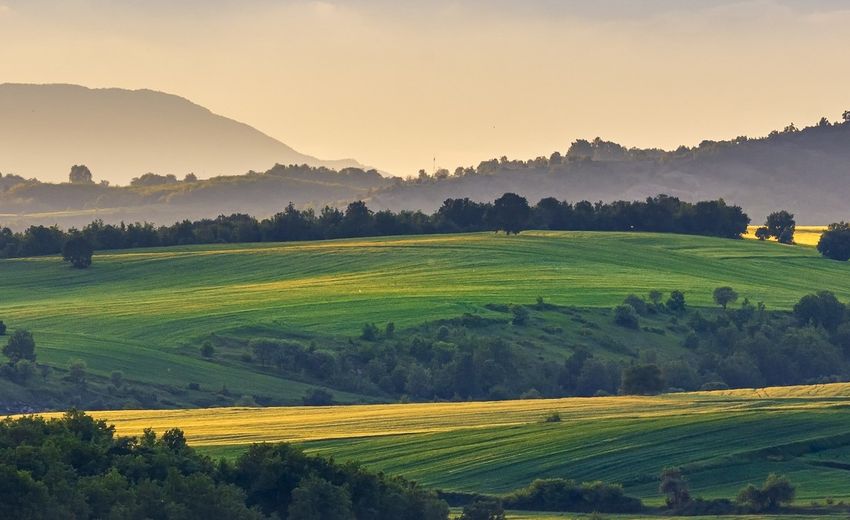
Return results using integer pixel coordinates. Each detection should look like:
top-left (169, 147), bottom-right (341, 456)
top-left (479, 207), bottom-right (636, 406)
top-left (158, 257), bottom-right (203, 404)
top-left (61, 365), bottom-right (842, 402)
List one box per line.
top-left (1, 84), bottom-right (849, 227)
top-left (0, 83), bottom-right (364, 184)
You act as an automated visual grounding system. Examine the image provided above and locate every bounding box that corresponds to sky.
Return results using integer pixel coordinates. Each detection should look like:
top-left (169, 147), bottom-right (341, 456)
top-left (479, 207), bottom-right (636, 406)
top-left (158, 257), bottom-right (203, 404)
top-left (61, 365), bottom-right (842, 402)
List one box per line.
top-left (2, 0), bottom-right (850, 177)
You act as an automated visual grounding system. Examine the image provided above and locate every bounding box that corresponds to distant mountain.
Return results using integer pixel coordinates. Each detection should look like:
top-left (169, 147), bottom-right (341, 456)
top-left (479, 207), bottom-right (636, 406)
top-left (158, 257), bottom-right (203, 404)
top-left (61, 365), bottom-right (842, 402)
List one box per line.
top-left (0, 83), bottom-right (364, 183)
top-left (368, 117), bottom-right (850, 223)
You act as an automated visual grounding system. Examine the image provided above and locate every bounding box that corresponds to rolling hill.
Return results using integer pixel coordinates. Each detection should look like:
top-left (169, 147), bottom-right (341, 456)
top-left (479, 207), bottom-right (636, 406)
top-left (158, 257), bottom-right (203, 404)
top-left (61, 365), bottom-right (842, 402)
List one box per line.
top-left (370, 119), bottom-right (850, 224)
top-left (0, 83), bottom-right (363, 184)
top-left (1, 231), bottom-right (849, 411)
top-left (41, 383), bottom-right (850, 505)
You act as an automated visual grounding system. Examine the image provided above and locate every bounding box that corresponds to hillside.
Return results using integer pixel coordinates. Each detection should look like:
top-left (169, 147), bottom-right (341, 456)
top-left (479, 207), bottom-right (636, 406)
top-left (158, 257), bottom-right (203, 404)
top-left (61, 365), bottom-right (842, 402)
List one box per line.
top-left (0, 83), bottom-right (364, 184)
top-left (1, 231), bottom-right (849, 412)
top-left (46, 383), bottom-right (850, 504)
top-left (369, 118), bottom-right (850, 223)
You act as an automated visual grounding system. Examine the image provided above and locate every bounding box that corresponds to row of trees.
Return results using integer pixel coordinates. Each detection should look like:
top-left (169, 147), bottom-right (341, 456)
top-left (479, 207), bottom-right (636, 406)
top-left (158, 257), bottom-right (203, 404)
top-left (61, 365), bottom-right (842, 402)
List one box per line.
top-left (0, 411), bottom-right (449, 519)
top-left (0, 194), bottom-right (751, 259)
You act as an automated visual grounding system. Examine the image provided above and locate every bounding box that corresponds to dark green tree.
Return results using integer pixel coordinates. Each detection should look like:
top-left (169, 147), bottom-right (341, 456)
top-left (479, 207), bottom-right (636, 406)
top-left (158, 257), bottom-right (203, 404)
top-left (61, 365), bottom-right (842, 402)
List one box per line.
top-left (614, 304), bottom-right (639, 329)
top-left (666, 290), bottom-right (686, 313)
top-left (817, 222), bottom-right (850, 261)
top-left (458, 499), bottom-right (505, 520)
top-left (3, 329), bottom-right (35, 364)
top-left (621, 364), bottom-right (665, 395)
top-left (489, 193), bottom-right (531, 235)
top-left (288, 477), bottom-right (355, 520)
top-left (660, 467), bottom-right (691, 508)
top-left (62, 236), bottom-right (94, 268)
top-left (712, 286), bottom-right (739, 310)
top-left (765, 211), bottom-right (795, 244)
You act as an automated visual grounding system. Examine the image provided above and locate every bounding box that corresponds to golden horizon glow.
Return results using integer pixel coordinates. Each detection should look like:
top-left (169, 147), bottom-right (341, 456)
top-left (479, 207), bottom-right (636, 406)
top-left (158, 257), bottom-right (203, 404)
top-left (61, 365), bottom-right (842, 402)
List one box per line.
top-left (2, 1), bottom-right (850, 177)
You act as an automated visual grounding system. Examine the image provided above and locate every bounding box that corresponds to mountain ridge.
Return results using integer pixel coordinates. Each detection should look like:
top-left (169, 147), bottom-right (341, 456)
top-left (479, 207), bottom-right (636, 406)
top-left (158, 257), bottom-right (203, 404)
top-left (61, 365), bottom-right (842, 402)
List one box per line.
top-left (0, 83), bottom-right (365, 183)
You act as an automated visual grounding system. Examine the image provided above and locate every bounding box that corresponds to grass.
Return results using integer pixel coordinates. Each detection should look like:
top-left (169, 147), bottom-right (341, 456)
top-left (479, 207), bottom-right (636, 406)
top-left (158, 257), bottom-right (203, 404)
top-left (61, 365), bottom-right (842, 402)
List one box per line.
top-left (1, 231), bottom-right (848, 400)
top-left (43, 383), bottom-right (850, 504)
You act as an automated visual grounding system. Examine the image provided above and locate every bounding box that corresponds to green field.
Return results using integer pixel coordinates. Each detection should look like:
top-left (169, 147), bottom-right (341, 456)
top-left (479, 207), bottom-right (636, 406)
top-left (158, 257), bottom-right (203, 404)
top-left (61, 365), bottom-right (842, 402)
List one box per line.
top-left (58, 383), bottom-right (850, 505)
top-left (1, 231), bottom-right (848, 401)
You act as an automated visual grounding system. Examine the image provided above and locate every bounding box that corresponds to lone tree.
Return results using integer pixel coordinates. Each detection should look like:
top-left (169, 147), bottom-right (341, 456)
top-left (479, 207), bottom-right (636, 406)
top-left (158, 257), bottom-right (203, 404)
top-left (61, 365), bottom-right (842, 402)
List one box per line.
top-left (754, 226), bottom-right (771, 241)
top-left (713, 286), bottom-right (739, 310)
top-left (3, 329), bottom-right (36, 364)
top-left (489, 192), bottom-right (531, 235)
top-left (817, 222), bottom-right (850, 261)
top-left (68, 164), bottom-right (94, 184)
top-left (660, 467), bottom-right (691, 509)
top-left (666, 290), bottom-right (686, 313)
top-left (62, 236), bottom-right (94, 268)
top-left (765, 211), bottom-right (796, 244)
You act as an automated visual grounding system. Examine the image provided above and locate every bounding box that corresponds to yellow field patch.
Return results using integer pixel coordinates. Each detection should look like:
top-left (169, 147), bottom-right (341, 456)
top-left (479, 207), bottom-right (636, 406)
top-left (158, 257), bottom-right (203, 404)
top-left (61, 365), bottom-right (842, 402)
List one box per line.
top-left (745, 225), bottom-right (826, 247)
top-left (35, 383), bottom-right (850, 447)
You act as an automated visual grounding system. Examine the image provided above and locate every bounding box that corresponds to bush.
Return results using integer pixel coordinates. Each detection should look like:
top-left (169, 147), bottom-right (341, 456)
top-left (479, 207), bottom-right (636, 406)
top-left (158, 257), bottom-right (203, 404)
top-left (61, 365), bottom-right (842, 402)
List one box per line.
top-left (621, 364), bottom-right (664, 395)
top-left (736, 473), bottom-right (795, 512)
top-left (623, 295), bottom-right (648, 315)
top-left (504, 478), bottom-right (642, 513)
top-left (543, 411), bottom-right (561, 423)
top-left (666, 290), bottom-right (686, 313)
top-left (458, 498), bottom-right (505, 520)
top-left (302, 388), bottom-right (334, 406)
top-left (613, 304), bottom-right (639, 329)
top-left (200, 341), bottom-right (215, 358)
top-left (0, 321), bottom-right (5, 335)
top-left (510, 305), bottom-right (529, 326)
top-left (360, 323), bottom-right (379, 341)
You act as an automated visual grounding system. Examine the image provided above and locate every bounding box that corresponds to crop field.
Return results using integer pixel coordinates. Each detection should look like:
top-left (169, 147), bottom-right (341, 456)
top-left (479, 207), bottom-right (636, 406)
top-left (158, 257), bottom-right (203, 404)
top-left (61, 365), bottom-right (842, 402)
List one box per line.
top-left (51, 383), bottom-right (850, 504)
top-left (745, 226), bottom-right (826, 247)
top-left (1, 231), bottom-right (848, 399)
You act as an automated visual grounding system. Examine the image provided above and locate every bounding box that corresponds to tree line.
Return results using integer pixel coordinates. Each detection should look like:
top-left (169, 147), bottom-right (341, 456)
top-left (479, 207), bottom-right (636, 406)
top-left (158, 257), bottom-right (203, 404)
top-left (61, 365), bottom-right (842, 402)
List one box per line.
top-left (0, 411), bottom-right (449, 520)
top-left (0, 193), bottom-right (751, 261)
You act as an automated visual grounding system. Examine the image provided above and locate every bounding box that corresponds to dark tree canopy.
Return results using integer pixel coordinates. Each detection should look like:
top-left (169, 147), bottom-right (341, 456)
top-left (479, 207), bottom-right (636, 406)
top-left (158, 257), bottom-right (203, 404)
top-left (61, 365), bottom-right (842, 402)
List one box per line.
top-left (765, 210), bottom-right (795, 244)
top-left (62, 236), bottom-right (94, 268)
top-left (489, 193), bottom-right (531, 235)
top-left (817, 222), bottom-right (850, 261)
top-left (68, 164), bottom-right (94, 184)
top-left (713, 287), bottom-right (739, 310)
top-left (3, 329), bottom-right (36, 364)
top-left (621, 364), bottom-right (665, 395)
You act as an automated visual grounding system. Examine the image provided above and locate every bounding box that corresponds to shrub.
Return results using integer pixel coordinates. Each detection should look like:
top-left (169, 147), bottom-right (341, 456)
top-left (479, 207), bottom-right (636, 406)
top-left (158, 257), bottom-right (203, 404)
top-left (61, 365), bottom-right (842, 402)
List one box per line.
top-left (360, 323), bottom-right (379, 341)
top-left (200, 341), bottom-right (215, 358)
top-left (0, 321), bottom-right (5, 335)
top-left (736, 473), bottom-right (795, 512)
top-left (110, 370), bottom-right (124, 388)
top-left (623, 295), bottom-right (648, 315)
top-left (544, 411), bottom-right (561, 423)
top-left (504, 478), bottom-right (642, 513)
top-left (302, 388), bottom-right (334, 406)
top-left (458, 498), bottom-right (505, 520)
top-left (621, 364), bottom-right (664, 395)
top-left (666, 290), bottom-right (686, 313)
top-left (385, 322), bottom-right (395, 338)
top-left (511, 305), bottom-right (529, 326)
top-left (613, 304), bottom-right (639, 329)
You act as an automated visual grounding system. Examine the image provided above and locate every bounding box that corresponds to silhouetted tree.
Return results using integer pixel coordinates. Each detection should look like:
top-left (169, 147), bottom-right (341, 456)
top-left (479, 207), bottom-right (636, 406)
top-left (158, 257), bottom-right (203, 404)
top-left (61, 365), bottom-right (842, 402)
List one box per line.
top-left (817, 222), bottom-right (850, 261)
top-left (765, 211), bottom-right (795, 244)
top-left (0, 321), bottom-right (5, 336)
top-left (754, 226), bottom-right (771, 240)
top-left (458, 499), bottom-right (505, 520)
top-left (3, 329), bottom-right (35, 364)
top-left (302, 388), bottom-right (333, 406)
top-left (489, 193), bottom-right (530, 235)
top-left (62, 236), bottom-right (94, 268)
top-left (614, 304), bottom-right (639, 329)
top-left (68, 164), bottom-right (94, 184)
top-left (793, 291), bottom-right (845, 332)
top-left (736, 474), bottom-right (795, 513)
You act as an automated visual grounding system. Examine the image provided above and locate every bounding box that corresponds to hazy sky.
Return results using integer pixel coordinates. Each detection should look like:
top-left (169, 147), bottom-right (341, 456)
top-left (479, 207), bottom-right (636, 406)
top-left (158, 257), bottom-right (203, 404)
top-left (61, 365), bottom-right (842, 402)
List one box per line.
top-left (2, 0), bottom-right (849, 176)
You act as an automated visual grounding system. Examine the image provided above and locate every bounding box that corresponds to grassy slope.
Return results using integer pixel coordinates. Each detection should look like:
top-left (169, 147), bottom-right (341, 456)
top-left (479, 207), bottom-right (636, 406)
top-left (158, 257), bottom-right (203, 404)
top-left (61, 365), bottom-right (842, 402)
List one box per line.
top-left (51, 383), bottom-right (850, 503)
top-left (1, 230), bottom-right (848, 402)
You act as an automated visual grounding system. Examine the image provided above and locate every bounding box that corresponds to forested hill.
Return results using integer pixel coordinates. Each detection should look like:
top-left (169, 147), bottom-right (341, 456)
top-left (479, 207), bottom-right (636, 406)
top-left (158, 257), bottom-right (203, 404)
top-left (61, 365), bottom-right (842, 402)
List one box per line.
top-left (3, 107), bottom-right (850, 227)
top-left (371, 114), bottom-right (850, 224)
top-left (0, 83), bottom-right (364, 183)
